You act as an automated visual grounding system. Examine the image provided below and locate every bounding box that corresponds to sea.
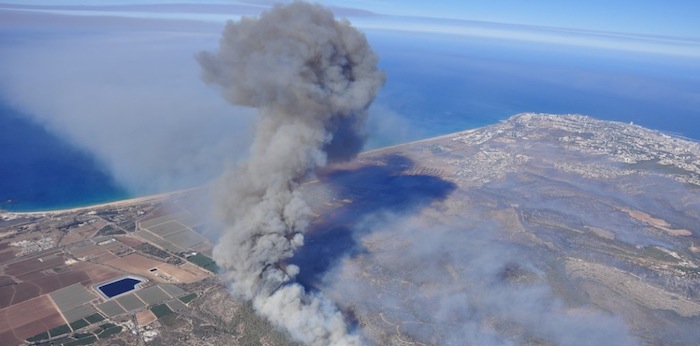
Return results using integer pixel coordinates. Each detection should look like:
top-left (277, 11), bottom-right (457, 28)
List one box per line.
top-left (369, 30), bottom-right (700, 143)
top-left (1, 29), bottom-right (698, 211)
top-left (0, 105), bottom-right (129, 212)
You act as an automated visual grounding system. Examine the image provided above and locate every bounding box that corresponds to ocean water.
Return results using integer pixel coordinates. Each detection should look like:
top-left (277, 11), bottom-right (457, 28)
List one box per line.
top-left (369, 30), bottom-right (700, 142)
top-left (0, 105), bottom-right (129, 211)
top-left (1, 30), bottom-right (698, 211)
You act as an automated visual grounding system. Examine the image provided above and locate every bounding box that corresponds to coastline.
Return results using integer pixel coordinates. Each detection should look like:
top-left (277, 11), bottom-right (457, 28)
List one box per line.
top-left (1, 190), bottom-right (182, 217)
top-left (0, 129), bottom-right (463, 217)
top-left (4, 113), bottom-right (698, 218)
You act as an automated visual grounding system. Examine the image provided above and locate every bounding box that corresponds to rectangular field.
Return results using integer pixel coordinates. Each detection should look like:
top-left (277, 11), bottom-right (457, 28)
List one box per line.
top-left (135, 285), bottom-right (170, 305)
top-left (4, 250), bottom-right (64, 277)
top-left (136, 309), bottom-right (157, 327)
top-left (147, 220), bottom-right (188, 237)
top-left (163, 229), bottom-right (207, 249)
top-left (49, 283), bottom-right (96, 312)
top-left (0, 295), bottom-right (65, 346)
top-left (159, 284), bottom-right (185, 298)
top-left (96, 300), bottom-right (125, 318)
top-left (63, 304), bottom-right (99, 323)
top-left (105, 253), bottom-right (209, 283)
top-left (137, 211), bottom-right (210, 253)
top-left (139, 212), bottom-right (189, 230)
top-left (166, 298), bottom-right (187, 312)
top-left (115, 293), bottom-right (146, 312)
top-left (134, 230), bottom-right (183, 253)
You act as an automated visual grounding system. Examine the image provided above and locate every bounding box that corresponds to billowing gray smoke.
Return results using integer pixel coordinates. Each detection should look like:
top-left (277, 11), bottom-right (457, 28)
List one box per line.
top-left (197, 2), bottom-right (383, 345)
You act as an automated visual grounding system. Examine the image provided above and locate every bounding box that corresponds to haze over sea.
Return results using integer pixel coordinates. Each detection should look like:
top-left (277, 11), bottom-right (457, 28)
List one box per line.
top-left (1, 3), bottom-right (699, 211)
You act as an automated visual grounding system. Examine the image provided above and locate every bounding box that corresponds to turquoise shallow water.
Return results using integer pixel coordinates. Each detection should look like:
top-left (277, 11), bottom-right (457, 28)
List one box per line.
top-left (1, 31), bottom-right (698, 211)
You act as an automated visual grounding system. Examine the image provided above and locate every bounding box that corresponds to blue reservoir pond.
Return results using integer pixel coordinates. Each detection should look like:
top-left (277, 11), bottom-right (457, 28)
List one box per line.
top-left (97, 277), bottom-right (144, 298)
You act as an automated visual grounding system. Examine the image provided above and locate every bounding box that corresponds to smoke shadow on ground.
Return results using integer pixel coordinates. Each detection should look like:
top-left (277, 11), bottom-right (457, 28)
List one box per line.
top-left (289, 154), bottom-right (457, 291)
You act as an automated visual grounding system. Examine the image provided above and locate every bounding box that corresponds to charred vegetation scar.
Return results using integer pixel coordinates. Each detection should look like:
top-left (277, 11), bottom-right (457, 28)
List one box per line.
top-left (290, 155), bottom-right (457, 289)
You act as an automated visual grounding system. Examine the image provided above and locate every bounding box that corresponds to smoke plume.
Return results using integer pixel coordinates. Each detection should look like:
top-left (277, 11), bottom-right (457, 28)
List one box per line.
top-left (197, 2), bottom-right (383, 345)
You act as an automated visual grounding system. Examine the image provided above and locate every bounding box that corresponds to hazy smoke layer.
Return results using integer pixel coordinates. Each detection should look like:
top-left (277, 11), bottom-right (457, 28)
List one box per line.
top-left (323, 212), bottom-right (638, 346)
top-left (198, 2), bottom-right (383, 345)
top-left (0, 29), bottom-right (256, 195)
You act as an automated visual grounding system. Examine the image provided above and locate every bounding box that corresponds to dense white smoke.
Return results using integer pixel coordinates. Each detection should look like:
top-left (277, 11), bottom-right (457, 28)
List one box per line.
top-left (198, 2), bottom-right (383, 345)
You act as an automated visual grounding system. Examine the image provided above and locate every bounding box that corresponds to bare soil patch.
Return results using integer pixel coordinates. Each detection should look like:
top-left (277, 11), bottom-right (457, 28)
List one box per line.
top-left (71, 261), bottom-right (123, 285)
top-left (106, 253), bottom-right (162, 274)
top-left (59, 220), bottom-right (107, 246)
top-left (0, 286), bottom-right (13, 308)
top-left (622, 208), bottom-right (692, 236)
top-left (136, 309), bottom-right (157, 326)
top-left (155, 262), bottom-right (209, 283)
top-left (0, 295), bottom-right (65, 344)
top-left (0, 248), bottom-right (16, 263)
top-left (105, 253), bottom-right (209, 284)
top-left (4, 251), bottom-right (64, 277)
top-left (10, 282), bottom-right (41, 305)
top-left (115, 235), bottom-right (143, 248)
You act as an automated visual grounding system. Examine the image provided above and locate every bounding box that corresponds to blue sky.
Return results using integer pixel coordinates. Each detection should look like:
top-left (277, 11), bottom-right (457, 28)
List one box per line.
top-left (2, 0), bottom-right (698, 57)
top-left (3, 0), bottom-right (699, 38)
top-left (328, 0), bottom-right (700, 38)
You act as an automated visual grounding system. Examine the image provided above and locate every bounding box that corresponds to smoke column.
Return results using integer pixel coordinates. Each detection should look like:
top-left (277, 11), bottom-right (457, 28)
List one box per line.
top-left (197, 2), bottom-right (383, 345)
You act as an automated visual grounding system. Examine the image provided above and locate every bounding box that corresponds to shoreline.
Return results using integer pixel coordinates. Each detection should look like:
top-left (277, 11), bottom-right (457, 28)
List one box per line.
top-left (1, 190), bottom-right (184, 217)
top-left (0, 130), bottom-right (463, 217)
top-left (0, 114), bottom-right (571, 217)
top-left (5, 113), bottom-right (697, 218)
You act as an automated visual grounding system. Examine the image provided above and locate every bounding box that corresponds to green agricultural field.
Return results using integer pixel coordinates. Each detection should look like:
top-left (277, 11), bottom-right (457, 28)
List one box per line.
top-left (49, 324), bottom-right (71, 337)
top-left (85, 313), bottom-right (105, 324)
top-left (97, 322), bottom-right (116, 330)
top-left (62, 333), bottom-right (97, 346)
top-left (26, 331), bottom-right (49, 343)
top-left (186, 253), bottom-right (220, 273)
top-left (179, 293), bottom-right (197, 304)
top-left (97, 326), bottom-right (122, 340)
top-left (151, 303), bottom-right (173, 318)
top-left (69, 319), bottom-right (89, 331)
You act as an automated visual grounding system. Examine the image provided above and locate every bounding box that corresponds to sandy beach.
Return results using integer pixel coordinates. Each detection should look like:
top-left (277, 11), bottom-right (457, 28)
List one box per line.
top-left (0, 190), bottom-right (185, 217)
